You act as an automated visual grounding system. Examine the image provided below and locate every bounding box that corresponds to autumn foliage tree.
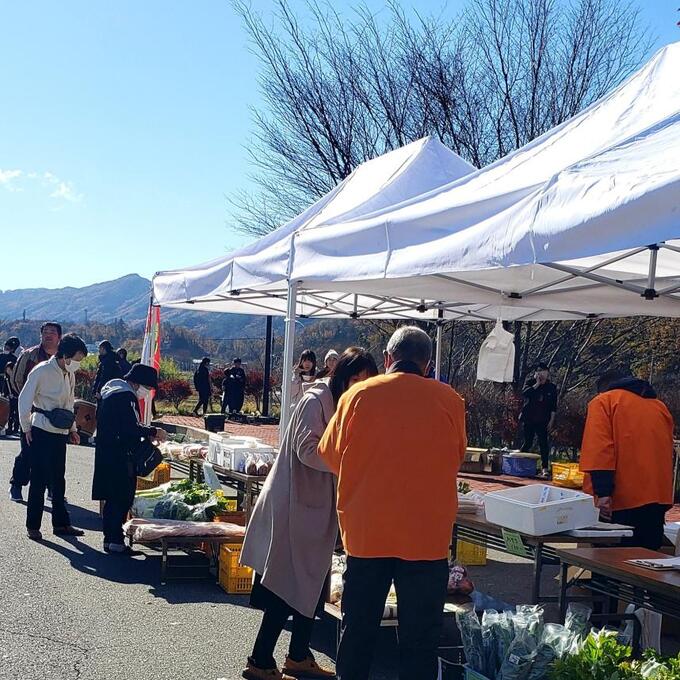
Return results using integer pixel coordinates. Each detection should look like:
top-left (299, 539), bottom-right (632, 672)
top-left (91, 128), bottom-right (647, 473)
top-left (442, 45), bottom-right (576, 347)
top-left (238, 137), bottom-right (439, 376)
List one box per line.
top-left (157, 378), bottom-right (193, 413)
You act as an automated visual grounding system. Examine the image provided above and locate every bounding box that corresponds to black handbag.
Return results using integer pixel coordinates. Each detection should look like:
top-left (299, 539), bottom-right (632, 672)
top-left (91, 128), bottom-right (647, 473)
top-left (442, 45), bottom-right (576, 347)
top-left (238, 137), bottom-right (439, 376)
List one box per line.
top-left (33, 407), bottom-right (76, 430)
top-left (133, 437), bottom-right (163, 477)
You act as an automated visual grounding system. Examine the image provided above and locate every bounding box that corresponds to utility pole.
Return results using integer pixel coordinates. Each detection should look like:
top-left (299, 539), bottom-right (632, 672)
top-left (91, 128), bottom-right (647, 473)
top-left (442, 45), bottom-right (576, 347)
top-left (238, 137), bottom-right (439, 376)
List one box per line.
top-left (262, 316), bottom-right (273, 416)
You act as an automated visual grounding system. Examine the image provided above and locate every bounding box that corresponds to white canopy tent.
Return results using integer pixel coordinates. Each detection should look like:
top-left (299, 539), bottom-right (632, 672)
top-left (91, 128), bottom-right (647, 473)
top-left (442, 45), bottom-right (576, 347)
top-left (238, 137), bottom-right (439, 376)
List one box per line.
top-left (153, 137), bottom-right (475, 320)
top-left (290, 42), bottom-right (680, 322)
top-left (153, 137), bottom-right (476, 421)
top-left (153, 43), bottom-right (680, 431)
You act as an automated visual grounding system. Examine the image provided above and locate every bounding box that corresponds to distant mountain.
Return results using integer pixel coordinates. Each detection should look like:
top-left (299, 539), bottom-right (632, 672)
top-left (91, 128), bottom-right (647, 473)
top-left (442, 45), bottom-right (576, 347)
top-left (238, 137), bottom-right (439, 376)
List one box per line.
top-left (0, 274), bottom-right (277, 339)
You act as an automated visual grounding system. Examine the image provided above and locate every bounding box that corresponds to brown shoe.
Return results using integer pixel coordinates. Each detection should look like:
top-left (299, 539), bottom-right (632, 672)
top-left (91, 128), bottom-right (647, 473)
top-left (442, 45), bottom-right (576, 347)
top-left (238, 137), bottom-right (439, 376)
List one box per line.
top-left (53, 526), bottom-right (85, 537)
top-left (242, 661), bottom-right (295, 680)
top-left (283, 656), bottom-right (336, 679)
top-left (27, 529), bottom-right (43, 541)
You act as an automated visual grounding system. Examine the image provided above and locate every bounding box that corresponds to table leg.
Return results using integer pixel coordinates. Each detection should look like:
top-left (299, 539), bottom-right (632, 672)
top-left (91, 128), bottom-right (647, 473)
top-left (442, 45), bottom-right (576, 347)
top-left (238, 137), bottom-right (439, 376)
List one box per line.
top-left (161, 540), bottom-right (168, 585)
top-left (531, 544), bottom-right (543, 604)
top-left (558, 561), bottom-right (569, 621)
top-left (451, 525), bottom-right (459, 562)
top-left (245, 481), bottom-right (253, 522)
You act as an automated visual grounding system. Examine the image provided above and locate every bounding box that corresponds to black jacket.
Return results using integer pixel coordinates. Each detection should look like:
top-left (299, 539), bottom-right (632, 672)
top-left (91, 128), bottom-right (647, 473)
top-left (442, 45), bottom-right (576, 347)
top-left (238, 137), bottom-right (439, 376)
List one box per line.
top-left (93, 352), bottom-right (123, 397)
top-left (92, 379), bottom-right (157, 501)
top-left (223, 367), bottom-right (246, 397)
top-left (193, 365), bottom-right (211, 396)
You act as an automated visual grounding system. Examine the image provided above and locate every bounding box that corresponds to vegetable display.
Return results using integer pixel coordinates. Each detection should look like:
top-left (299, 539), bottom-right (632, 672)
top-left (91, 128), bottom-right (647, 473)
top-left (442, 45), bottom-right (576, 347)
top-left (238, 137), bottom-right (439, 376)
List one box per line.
top-left (131, 481), bottom-right (236, 521)
top-left (459, 608), bottom-right (680, 680)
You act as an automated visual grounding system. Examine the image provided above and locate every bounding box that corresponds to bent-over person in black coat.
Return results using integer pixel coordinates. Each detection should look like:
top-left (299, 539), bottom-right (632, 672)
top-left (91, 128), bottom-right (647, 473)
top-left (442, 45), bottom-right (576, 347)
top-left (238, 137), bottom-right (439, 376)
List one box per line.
top-left (92, 364), bottom-right (166, 554)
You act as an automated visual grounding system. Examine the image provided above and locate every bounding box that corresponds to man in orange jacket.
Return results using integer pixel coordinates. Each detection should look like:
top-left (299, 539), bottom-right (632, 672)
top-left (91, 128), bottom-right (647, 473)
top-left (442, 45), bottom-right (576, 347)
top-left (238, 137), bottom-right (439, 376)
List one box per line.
top-left (318, 326), bottom-right (467, 680)
top-left (580, 369), bottom-right (674, 550)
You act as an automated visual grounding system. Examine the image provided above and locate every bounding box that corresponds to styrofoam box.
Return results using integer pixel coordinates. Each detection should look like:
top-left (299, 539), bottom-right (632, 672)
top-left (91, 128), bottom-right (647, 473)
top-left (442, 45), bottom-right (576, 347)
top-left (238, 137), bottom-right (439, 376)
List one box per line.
top-left (208, 434), bottom-right (263, 468)
top-left (484, 484), bottom-right (599, 536)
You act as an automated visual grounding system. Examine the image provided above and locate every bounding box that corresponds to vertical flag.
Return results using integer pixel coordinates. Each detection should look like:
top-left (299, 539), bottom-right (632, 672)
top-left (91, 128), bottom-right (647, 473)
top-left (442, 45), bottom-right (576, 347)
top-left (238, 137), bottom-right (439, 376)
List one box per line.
top-left (140, 303), bottom-right (161, 424)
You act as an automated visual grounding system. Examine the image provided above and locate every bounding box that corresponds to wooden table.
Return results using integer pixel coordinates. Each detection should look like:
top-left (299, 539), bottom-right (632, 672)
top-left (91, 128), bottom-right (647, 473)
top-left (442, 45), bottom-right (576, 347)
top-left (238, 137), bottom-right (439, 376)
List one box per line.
top-left (452, 511), bottom-right (623, 604)
top-left (557, 547), bottom-right (680, 625)
top-left (129, 532), bottom-right (243, 585)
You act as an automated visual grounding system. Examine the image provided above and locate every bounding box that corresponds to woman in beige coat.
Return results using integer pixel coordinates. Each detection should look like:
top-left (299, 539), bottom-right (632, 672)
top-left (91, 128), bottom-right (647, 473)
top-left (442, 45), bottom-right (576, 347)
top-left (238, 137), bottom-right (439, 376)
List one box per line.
top-left (240, 347), bottom-right (378, 680)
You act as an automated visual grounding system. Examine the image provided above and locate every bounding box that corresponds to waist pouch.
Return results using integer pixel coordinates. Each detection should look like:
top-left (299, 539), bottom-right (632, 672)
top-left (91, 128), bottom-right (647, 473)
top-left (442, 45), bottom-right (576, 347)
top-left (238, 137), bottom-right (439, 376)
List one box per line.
top-left (33, 407), bottom-right (75, 430)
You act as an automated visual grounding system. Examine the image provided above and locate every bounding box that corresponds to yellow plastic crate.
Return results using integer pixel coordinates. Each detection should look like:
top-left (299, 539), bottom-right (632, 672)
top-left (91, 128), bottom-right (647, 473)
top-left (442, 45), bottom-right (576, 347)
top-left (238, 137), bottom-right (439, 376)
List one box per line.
top-left (456, 540), bottom-right (487, 566)
top-left (552, 462), bottom-right (584, 489)
top-left (136, 462), bottom-right (171, 491)
top-left (219, 543), bottom-right (253, 594)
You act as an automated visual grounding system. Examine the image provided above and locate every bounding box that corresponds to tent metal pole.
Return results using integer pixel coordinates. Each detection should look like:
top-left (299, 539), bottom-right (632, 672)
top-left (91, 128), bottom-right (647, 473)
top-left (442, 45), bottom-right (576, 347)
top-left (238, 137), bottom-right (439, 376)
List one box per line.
top-left (435, 309), bottom-right (444, 380)
top-left (263, 315), bottom-right (273, 416)
top-left (280, 280), bottom-right (298, 436)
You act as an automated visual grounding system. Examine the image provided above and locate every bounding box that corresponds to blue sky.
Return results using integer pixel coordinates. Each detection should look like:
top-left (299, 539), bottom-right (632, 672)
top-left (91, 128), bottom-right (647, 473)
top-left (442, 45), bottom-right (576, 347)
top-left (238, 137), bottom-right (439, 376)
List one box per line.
top-left (0, 1), bottom-right (677, 290)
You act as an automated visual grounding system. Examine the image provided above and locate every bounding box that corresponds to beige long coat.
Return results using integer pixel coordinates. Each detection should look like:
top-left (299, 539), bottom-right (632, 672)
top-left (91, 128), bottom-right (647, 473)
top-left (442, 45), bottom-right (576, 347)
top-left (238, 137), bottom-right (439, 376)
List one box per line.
top-left (240, 381), bottom-right (337, 618)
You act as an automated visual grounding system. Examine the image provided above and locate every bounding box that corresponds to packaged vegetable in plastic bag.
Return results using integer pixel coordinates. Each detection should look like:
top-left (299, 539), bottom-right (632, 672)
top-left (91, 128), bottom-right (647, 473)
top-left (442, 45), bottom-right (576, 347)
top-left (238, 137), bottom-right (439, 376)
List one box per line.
top-left (564, 602), bottom-right (593, 642)
top-left (481, 609), bottom-right (500, 677)
top-left (245, 453), bottom-right (258, 476)
top-left (491, 610), bottom-right (516, 672)
top-left (512, 607), bottom-right (544, 648)
top-left (255, 455), bottom-right (269, 477)
top-left (526, 623), bottom-right (572, 680)
top-left (456, 609), bottom-right (485, 674)
top-left (498, 629), bottom-right (537, 680)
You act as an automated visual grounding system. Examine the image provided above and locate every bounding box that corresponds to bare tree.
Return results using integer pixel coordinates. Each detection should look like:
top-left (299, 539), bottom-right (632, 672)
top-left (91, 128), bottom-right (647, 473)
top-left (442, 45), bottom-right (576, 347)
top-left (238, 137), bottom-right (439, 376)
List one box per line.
top-left (231, 0), bottom-right (650, 235)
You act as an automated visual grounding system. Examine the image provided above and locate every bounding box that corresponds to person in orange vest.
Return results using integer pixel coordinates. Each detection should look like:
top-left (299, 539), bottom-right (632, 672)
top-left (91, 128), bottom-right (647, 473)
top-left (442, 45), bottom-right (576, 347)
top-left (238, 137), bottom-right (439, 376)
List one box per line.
top-left (580, 369), bottom-right (674, 550)
top-left (318, 326), bottom-right (467, 680)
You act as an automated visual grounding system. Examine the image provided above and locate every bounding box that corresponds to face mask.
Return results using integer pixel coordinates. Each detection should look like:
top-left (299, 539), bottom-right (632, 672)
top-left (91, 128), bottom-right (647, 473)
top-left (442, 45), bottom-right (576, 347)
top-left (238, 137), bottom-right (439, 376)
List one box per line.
top-left (136, 386), bottom-right (151, 398)
top-left (65, 359), bottom-right (81, 374)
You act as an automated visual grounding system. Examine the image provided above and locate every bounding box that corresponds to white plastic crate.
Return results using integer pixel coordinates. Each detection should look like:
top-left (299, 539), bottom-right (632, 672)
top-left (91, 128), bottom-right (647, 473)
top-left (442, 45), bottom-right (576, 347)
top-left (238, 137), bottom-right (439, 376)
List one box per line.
top-left (208, 434), bottom-right (264, 468)
top-left (484, 484), bottom-right (598, 536)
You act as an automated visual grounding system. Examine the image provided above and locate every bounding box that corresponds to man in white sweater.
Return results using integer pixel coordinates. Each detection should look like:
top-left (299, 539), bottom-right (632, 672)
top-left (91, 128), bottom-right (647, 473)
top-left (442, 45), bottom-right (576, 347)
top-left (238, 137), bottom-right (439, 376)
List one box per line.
top-left (18, 333), bottom-right (88, 541)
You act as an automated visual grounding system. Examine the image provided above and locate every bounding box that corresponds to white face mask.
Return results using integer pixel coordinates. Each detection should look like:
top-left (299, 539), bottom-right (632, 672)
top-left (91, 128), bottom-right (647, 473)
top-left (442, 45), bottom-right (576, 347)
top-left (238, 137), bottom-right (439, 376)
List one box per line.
top-left (136, 386), bottom-right (151, 398)
top-left (65, 359), bottom-right (81, 374)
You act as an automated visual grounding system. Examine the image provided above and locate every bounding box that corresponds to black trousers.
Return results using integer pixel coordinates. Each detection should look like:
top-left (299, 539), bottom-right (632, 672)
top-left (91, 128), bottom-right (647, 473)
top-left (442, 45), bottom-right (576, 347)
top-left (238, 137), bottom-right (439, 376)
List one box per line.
top-left (521, 421), bottom-right (550, 469)
top-left (337, 556), bottom-right (448, 680)
top-left (102, 475), bottom-right (137, 545)
top-left (10, 432), bottom-right (33, 487)
top-left (194, 392), bottom-right (210, 415)
top-left (7, 397), bottom-right (19, 434)
top-left (26, 428), bottom-right (70, 530)
top-left (250, 578), bottom-right (314, 669)
top-left (222, 391), bottom-right (245, 414)
top-left (612, 504), bottom-right (667, 551)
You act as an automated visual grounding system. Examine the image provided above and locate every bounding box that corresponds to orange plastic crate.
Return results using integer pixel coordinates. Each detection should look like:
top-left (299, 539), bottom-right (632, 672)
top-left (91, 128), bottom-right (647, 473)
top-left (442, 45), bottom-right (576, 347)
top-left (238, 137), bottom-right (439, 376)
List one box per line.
top-left (136, 462), bottom-right (171, 491)
top-left (551, 462), bottom-right (584, 489)
top-left (219, 543), bottom-right (253, 594)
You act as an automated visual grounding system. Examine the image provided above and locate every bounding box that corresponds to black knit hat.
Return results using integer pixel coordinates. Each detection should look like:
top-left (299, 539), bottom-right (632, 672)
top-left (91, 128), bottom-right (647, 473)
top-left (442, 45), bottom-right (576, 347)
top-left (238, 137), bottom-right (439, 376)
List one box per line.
top-left (125, 364), bottom-right (158, 389)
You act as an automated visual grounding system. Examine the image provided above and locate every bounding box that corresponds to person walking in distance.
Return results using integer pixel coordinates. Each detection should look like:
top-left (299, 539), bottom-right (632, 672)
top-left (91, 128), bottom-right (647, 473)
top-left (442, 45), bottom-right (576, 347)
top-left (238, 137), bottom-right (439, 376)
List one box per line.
top-left (318, 327), bottom-right (467, 680)
top-left (92, 341), bottom-right (123, 402)
top-left (92, 364), bottom-right (167, 554)
top-left (18, 333), bottom-right (88, 541)
top-left (9, 322), bottom-right (62, 502)
top-left (520, 362), bottom-right (557, 478)
top-left (192, 357), bottom-right (212, 416)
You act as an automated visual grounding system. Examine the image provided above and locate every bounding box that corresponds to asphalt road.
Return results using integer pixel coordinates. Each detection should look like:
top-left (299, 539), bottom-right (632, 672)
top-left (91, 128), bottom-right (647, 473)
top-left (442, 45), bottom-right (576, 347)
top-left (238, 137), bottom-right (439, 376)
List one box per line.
top-left (0, 437), bottom-right (560, 680)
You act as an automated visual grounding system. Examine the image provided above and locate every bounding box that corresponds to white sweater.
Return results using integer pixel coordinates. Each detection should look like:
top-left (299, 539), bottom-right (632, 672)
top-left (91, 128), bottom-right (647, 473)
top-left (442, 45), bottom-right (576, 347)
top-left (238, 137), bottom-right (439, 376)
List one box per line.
top-left (18, 356), bottom-right (77, 434)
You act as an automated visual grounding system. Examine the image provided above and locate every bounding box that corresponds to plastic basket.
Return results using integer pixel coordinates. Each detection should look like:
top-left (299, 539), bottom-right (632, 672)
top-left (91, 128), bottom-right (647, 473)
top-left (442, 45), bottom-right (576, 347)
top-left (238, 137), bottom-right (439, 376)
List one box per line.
top-left (552, 462), bottom-right (585, 489)
top-left (219, 543), bottom-right (253, 594)
top-left (456, 540), bottom-right (487, 566)
top-left (136, 462), bottom-right (171, 490)
top-left (212, 509), bottom-right (246, 526)
top-left (502, 455), bottom-right (539, 478)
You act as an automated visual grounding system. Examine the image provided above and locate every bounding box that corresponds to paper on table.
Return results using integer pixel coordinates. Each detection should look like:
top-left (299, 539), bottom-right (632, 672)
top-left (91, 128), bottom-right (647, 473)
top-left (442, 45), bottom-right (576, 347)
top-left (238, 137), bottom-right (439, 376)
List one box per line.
top-left (626, 556), bottom-right (680, 571)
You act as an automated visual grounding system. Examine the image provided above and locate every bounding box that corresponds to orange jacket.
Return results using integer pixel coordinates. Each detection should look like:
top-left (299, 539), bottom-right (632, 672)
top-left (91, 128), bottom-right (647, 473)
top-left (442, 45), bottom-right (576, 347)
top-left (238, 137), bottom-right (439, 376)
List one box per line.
top-left (580, 389), bottom-right (674, 511)
top-left (318, 372), bottom-right (467, 561)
